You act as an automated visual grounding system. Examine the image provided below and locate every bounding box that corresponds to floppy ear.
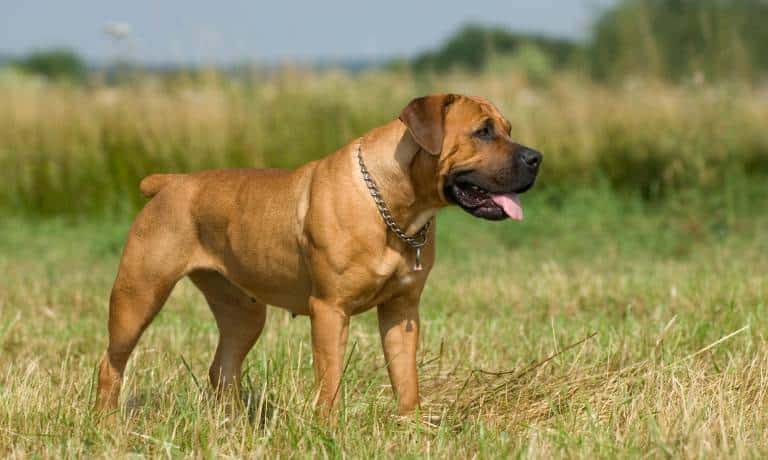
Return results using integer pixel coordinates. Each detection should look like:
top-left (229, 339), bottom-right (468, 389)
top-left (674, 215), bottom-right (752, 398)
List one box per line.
top-left (399, 94), bottom-right (457, 155)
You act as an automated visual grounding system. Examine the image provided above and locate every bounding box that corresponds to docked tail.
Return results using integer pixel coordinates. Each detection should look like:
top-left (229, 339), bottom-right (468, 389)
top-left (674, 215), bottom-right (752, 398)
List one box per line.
top-left (139, 173), bottom-right (184, 198)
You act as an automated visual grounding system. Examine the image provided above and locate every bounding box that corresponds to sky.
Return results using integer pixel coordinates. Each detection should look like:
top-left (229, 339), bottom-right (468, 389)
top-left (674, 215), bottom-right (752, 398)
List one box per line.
top-left (1, 1), bottom-right (615, 64)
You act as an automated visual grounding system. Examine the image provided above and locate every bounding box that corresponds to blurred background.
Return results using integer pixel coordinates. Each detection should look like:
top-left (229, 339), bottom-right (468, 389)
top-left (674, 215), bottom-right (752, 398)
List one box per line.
top-left (1, 0), bottom-right (766, 216)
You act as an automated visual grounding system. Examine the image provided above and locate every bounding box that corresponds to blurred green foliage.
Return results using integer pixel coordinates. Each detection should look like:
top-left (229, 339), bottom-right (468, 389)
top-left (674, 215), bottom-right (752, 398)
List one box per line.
top-left (14, 48), bottom-right (86, 82)
top-left (486, 44), bottom-right (555, 85)
top-left (590, 0), bottom-right (768, 81)
top-left (410, 24), bottom-right (580, 74)
top-left (409, 1), bottom-right (768, 82)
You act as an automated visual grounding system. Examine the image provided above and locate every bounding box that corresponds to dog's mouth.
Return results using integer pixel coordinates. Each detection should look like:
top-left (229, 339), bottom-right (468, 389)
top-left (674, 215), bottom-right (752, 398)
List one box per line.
top-left (444, 172), bottom-right (535, 221)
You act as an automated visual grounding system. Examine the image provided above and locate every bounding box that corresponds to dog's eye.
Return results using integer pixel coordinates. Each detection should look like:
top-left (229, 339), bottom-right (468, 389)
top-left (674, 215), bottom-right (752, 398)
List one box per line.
top-left (473, 125), bottom-right (493, 140)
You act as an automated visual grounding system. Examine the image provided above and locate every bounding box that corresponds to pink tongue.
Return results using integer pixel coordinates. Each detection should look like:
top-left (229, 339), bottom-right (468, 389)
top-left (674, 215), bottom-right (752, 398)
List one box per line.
top-left (490, 193), bottom-right (523, 220)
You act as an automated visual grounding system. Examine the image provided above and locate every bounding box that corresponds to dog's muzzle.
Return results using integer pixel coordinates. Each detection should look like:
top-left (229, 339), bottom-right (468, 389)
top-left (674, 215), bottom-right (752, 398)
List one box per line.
top-left (444, 146), bottom-right (542, 221)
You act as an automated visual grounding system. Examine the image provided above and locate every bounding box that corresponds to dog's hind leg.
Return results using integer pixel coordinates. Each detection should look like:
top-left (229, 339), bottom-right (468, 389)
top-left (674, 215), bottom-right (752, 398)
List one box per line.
top-left (94, 204), bottom-right (193, 414)
top-left (95, 260), bottom-right (185, 413)
top-left (188, 270), bottom-right (266, 393)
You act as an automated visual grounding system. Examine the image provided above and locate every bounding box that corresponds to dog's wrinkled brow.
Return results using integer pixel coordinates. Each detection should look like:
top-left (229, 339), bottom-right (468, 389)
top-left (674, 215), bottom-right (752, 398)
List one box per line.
top-left (468, 96), bottom-right (511, 135)
top-left (501, 118), bottom-right (512, 135)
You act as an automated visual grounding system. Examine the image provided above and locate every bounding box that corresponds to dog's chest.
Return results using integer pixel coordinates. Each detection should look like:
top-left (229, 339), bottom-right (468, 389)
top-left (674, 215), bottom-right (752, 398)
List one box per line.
top-left (379, 267), bottom-right (421, 294)
top-left (351, 256), bottom-right (427, 314)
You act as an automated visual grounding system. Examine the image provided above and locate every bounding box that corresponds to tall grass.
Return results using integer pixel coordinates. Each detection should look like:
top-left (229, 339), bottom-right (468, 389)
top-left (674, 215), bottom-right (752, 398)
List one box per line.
top-left (1, 69), bottom-right (767, 216)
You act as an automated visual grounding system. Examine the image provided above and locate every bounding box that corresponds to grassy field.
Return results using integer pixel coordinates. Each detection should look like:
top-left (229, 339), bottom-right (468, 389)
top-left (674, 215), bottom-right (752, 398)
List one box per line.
top-left (1, 179), bottom-right (766, 457)
top-left (1, 66), bottom-right (767, 457)
top-left (1, 71), bottom-right (767, 216)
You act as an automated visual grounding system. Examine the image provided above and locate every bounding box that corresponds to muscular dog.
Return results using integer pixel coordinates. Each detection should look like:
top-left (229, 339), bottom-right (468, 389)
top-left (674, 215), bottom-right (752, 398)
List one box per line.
top-left (95, 94), bottom-right (542, 416)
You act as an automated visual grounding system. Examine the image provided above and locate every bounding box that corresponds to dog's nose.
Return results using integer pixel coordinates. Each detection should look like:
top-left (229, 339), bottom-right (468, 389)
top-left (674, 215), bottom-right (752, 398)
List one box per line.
top-left (517, 147), bottom-right (542, 171)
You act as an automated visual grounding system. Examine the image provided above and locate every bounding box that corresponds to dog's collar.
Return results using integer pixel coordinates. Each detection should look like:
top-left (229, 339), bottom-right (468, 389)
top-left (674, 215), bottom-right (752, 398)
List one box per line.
top-left (355, 140), bottom-right (431, 271)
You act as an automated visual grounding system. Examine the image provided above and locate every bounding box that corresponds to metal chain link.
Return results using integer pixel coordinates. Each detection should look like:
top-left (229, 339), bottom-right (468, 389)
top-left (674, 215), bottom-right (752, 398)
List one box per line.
top-left (356, 141), bottom-right (431, 249)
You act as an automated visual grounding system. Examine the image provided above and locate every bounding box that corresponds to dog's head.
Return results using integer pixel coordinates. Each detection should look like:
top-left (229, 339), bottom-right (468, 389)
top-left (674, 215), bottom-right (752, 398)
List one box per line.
top-left (400, 94), bottom-right (542, 221)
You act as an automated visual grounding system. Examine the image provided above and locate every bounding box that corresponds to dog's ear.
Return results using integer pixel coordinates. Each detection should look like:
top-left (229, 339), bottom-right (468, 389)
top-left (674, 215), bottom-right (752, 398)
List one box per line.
top-left (399, 94), bottom-right (457, 155)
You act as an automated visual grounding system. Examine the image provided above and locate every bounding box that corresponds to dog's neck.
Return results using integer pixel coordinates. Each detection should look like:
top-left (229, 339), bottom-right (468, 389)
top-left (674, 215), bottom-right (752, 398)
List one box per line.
top-left (358, 119), bottom-right (445, 236)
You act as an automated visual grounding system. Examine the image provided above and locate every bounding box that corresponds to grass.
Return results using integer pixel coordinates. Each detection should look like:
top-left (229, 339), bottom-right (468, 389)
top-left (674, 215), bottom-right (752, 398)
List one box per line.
top-left (1, 181), bottom-right (766, 458)
top-left (1, 70), bottom-right (768, 216)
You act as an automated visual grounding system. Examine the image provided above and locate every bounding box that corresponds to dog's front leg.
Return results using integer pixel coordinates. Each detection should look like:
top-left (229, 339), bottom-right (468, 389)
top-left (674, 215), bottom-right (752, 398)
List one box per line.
top-left (309, 297), bottom-right (350, 416)
top-left (377, 294), bottom-right (420, 415)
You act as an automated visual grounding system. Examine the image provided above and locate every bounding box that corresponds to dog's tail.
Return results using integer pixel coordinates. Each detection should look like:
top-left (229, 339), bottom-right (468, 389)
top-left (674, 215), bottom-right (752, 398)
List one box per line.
top-left (139, 173), bottom-right (184, 198)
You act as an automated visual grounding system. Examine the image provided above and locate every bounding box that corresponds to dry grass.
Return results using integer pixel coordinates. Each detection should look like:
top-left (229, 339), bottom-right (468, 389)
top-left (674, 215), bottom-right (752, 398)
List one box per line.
top-left (1, 70), bottom-right (767, 215)
top-left (1, 184), bottom-right (766, 458)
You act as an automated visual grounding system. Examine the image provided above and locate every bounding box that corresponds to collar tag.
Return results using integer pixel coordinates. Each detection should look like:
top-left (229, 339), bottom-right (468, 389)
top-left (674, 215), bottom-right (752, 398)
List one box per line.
top-left (414, 247), bottom-right (423, 271)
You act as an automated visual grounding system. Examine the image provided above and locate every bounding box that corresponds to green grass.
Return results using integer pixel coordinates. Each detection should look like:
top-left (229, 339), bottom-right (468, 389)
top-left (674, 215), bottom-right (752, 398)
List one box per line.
top-left (1, 182), bottom-right (766, 458)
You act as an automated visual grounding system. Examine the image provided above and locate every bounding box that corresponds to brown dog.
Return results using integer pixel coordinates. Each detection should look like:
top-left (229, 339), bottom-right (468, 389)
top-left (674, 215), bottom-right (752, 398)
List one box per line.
top-left (95, 94), bottom-right (541, 416)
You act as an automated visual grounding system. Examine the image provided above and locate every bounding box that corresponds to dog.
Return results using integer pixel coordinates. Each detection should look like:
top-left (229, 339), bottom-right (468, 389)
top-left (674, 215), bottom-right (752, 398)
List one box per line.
top-left (95, 94), bottom-right (542, 417)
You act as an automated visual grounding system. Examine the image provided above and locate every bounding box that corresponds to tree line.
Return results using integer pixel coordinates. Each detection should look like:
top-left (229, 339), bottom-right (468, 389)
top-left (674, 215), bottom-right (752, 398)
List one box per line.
top-left (5, 0), bottom-right (768, 83)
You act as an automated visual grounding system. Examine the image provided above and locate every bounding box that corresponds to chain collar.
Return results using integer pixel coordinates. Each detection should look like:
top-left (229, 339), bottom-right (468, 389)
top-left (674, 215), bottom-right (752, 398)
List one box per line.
top-left (356, 140), bottom-right (431, 269)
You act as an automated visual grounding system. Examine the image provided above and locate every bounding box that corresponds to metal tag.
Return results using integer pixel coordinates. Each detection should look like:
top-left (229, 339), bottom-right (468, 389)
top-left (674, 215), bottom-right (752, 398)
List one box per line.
top-left (414, 247), bottom-right (423, 271)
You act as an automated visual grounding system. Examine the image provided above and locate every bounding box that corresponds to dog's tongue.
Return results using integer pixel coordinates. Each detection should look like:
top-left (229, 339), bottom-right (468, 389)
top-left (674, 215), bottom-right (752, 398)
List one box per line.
top-left (490, 193), bottom-right (523, 220)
